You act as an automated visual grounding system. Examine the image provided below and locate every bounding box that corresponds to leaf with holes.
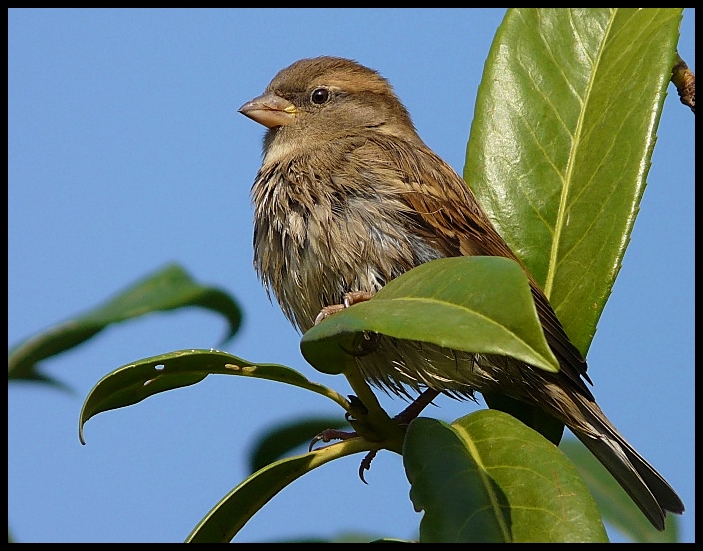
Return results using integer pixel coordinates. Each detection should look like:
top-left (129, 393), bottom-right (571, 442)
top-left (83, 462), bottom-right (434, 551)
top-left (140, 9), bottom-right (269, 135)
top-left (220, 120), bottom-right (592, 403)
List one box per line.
top-left (79, 349), bottom-right (348, 444)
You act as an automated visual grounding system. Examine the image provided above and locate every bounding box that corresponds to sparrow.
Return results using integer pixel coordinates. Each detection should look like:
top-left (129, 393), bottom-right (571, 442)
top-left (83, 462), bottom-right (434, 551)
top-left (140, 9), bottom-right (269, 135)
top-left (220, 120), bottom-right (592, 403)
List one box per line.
top-left (239, 56), bottom-right (683, 530)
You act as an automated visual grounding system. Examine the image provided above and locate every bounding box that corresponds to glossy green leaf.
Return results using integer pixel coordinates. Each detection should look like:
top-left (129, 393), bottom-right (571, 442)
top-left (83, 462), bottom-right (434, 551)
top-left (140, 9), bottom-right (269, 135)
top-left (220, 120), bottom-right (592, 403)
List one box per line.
top-left (481, 391), bottom-right (564, 446)
top-left (300, 256), bottom-right (559, 376)
top-left (465, 8), bottom-right (683, 354)
top-left (247, 416), bottom-right (349, 474)
top-left (8, 264), bottom-right (242, 384)
top-left (186, 438), bottom-right (374, 543)
top-left (79, 349), bottom-right (348, 444)
top-left (561, 439), bottom-right (680, 542)
top-left (404, 411), bottom-right (607, 543)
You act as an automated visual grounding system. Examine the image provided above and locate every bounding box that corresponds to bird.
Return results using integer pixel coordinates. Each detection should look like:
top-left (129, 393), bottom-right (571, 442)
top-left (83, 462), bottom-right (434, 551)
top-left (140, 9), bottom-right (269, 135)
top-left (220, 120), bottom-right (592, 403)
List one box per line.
top-left (238, 56), bottom-right (684, 530)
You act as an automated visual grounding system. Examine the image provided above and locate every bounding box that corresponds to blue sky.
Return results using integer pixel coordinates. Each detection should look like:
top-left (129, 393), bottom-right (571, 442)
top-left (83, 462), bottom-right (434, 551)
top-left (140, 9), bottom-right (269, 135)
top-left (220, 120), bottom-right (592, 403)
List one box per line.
top-left (8, 9), bottom-right (695, 543)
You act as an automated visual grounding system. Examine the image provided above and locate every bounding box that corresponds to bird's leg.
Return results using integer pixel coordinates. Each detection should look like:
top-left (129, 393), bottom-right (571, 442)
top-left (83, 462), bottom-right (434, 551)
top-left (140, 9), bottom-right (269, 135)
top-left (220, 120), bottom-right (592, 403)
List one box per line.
top-left (308, 427), bottom-right (358, 451)
top-left (311, 292), bottom-right (439, 481)
top-left (309, 389), bottom-right (440, 486)
top-left (355, 389), bottom-right (440, 481)
top-left (314, 290), bottom-right (376, 325)
top-left (394, 388), bottom-right (440, 426)
top-left (308, 396), bottom-right (369, 451)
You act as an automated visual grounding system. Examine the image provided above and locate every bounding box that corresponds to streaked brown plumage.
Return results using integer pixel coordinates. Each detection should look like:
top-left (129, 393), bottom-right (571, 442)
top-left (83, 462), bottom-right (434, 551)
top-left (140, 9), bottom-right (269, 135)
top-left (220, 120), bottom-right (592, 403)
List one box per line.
top-left (239, 56), bottom-right (683, 530)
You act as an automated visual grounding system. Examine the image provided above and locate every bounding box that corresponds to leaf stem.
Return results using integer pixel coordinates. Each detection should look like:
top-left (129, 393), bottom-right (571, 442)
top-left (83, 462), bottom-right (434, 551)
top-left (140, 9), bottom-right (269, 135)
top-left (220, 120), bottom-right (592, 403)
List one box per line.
top-left (343, 363), bottom-right (405, 454)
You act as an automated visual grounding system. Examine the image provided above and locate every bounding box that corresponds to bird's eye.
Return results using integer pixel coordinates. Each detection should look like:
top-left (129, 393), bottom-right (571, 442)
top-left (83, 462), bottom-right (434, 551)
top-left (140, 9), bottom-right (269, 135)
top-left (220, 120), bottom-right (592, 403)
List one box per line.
top-left (310, 87), bottom-right (330, 105)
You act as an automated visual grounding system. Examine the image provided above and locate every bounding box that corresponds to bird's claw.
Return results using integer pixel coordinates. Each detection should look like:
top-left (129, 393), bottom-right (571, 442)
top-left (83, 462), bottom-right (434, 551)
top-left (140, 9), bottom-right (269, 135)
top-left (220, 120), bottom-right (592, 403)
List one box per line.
top-left (308, 429), bottom-right (358, 452)
top-left (314, 304), bottom-right (346, 326)
top-left (358, 450), bottom-right (378, 484)
top-left (314, 290), bottom-right (376, 325)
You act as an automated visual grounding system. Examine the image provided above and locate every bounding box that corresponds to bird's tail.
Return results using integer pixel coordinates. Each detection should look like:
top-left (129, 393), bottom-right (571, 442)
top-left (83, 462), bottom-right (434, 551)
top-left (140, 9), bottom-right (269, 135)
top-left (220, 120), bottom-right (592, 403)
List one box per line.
top-left (572, 399), bottom-right (684, 531)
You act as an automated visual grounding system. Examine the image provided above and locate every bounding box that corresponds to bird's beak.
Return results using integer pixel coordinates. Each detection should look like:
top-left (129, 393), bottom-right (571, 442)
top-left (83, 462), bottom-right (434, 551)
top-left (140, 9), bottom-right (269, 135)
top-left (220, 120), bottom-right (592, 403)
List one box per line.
top-left (238, 92), bottom-right (298, 128)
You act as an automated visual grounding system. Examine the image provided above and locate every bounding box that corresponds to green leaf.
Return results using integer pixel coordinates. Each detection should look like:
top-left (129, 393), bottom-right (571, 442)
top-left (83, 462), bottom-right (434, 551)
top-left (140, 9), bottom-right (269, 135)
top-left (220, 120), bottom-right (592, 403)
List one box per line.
top-left (247, 416), bottom-right (349, 474)
top-left (481, 391), bottom-right (565, 446)
top-left (78, 349), bottom-right (348, 444)
top-left (8, 264), bottom-right (242, 384)
top-left (300, 256), bottom-right (558, 376)
top-left (404, 411), bottom-right (607, 543)
top-left (465, 8), bottom-right (683, 354)
top-left (186, 438), bottom-right (374, 543)
top-left (560, 439), bottom-right (680, 542)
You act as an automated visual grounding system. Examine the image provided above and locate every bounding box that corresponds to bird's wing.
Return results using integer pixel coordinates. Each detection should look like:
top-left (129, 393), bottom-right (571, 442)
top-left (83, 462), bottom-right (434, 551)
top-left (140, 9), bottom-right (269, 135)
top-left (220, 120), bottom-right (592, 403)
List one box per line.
top-left (356, 136), bottom-right (592, 396)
